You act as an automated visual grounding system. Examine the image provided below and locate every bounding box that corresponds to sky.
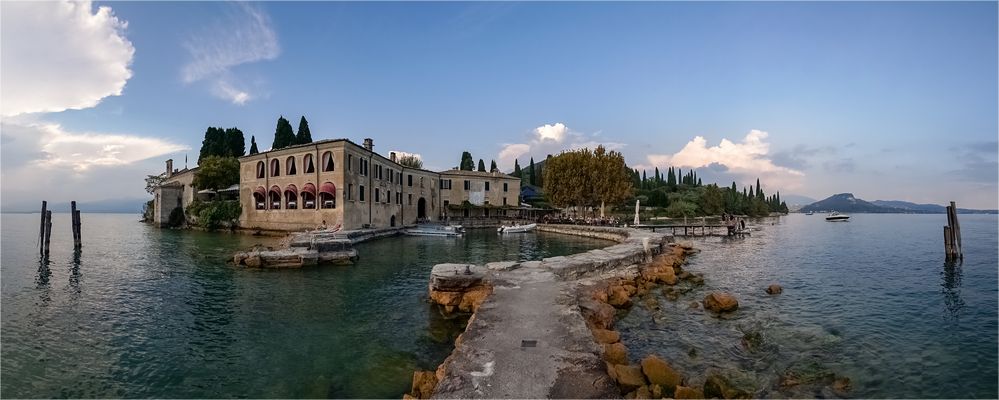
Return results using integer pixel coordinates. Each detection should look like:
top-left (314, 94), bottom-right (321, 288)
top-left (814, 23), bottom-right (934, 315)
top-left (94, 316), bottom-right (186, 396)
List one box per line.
top-left (2, 1), bottom-right (997, 210)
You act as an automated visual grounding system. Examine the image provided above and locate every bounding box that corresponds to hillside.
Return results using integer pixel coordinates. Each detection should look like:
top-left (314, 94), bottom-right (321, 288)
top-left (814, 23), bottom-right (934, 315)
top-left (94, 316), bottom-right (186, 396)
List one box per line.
top-left (800, 193), bottom-right (905, 213)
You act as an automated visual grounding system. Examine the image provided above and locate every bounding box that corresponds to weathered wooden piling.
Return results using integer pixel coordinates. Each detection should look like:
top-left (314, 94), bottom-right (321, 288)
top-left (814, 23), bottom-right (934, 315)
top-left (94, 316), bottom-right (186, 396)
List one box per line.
top-left (944, 201), bottom-right (963, 261)
top-left (38, 201), bottom-right (47, 255)
top-left (70, 201), bottom-right (82, 249)
top-left (75, 210), bottom-right (82, 249)
top-left (43, 210), bottom-right (53, 256)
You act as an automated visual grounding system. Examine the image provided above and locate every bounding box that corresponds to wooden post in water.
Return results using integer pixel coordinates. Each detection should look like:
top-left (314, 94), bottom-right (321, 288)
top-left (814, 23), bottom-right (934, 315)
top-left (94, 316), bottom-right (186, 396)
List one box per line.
top-left (39, 201), bottom-right (47, 255)
top-left (75, 209), bottom-right (82, 249)
top-left (43, 210), bottom-right (52, 256)
top-left (71, 201), bottom-right (82, 249)
top-left (944, 201), bottom-right (963, 261)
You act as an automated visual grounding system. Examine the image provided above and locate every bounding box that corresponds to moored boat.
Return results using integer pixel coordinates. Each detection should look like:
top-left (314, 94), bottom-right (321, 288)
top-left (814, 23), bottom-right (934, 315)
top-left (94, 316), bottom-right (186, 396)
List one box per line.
top-left (406, 223), bottom-right (465, 237)
top-left (825, 212), bottom-right (850, 221)
top-left (497, 223), bottom-right (537, 234)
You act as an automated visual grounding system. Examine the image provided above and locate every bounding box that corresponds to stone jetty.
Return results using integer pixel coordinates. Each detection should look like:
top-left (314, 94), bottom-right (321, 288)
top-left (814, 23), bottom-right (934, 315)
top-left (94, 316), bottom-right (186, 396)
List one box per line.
top-left (417, 225), bottom-right (696, 399)
top-left (233, 230), bottom-right (358, 268)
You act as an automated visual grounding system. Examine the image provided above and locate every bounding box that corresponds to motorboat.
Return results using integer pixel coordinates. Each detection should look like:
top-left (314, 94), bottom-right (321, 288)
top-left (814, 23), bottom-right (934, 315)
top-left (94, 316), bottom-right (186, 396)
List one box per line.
top-left (825, 212), bottom-right (850, 221)
top-left (406, 223), bottom-right (465, 237)
top-left (805, 211), bottom-right (814, 215)
top-left (497, 223), bottom-right (537, 234)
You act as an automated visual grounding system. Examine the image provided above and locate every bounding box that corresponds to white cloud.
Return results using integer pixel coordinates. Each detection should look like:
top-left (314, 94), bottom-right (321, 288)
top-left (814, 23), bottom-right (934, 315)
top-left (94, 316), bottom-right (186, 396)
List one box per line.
top-left (642, 130), bottom-right (804, 190)
top-left (497, 122), bottom-right (626, 171)
top-left (5, 122), bottom-right (188, 172)
top-left (0, 0), bottom-right (134, 117)
top-left (181, 3), bottom-right (279, 105)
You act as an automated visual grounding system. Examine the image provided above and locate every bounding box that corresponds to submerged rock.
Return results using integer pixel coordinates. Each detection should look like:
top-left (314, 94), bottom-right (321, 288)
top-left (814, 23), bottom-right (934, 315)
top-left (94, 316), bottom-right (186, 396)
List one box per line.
top-left (592, 328), bottom-right (621, 344)
top-left (703, 371), bottom-right (754, 399)
top-left (640, 355), bottom-right (682, 391)
top-left (613, 364), bottom-right (648, 393)
top-left (766, 284), bottom-right (783, 295)
top-left (603, 342), bottom-right (629, 365)
top-left (703, 292), bottom-right (739, 313)
top-left (674, 385), bottom-right (705, 399)
top-left (410, 370), bottom-right (438, 399)
top-left (608, 285), bottom-right (633, 308)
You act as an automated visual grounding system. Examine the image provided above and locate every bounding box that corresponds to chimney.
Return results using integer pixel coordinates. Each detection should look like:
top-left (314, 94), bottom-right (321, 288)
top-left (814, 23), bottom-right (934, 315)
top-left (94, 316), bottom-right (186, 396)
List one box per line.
top-left (165, 159), bottom-right (173, 178)
top-left (390, 152), bottom-right (397, 163)
top-left (363, 138), bottom-right (373, 151)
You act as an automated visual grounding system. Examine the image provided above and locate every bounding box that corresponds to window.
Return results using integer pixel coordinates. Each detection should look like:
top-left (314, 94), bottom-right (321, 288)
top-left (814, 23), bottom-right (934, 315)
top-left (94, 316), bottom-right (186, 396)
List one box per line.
top-left (463, 180), bottom-right (470, 190)
top-left (348, 184), bottom-right (353, 201)
top-left (397, 172), bottom-right (402, 183)
top-left (503, 197), bottom-right (507, 206)
top-left (305, 154), bottom-right (316, 174)
top-left (359, 185), bottom-right (366, 202)
top-left (440, 179), bottom-right (452, 190)
top-left (322, 152), bottom-right (335, 172)
top-left (256, 161), bottom-right (265, 179)
top-left (503, 182), bottom-right (508, 192)
top-left (407, 174), bottom-right (413, 187)
top-left (396, 192), bottom-right (402, 205)
top-left (375, 188), bottom-right (380, 203)
top-left (388, 169), bottom-right (393, 183)
top-left (444, 200), bottom-right (450, 209)
top-left (420, 177), bottom-right (425, 188)
top-left (484, 208), bottom-right (490, 217)
top-left (408, 194), bottom-right (412, 205)
top-left (286, 156), bottom-right (297, 175)
top-left (387, 190), bottom-right (391, 204)
top-left (270, 159), bottom-right (280, 177)
top-left (485, 182), bottom-right (490, 191)
top-left (319, 182), bottom-right (335, 209)
top-left (361, 159), bottom-right (368, 176)
top-left (348, 154), bottom-right (353, 171)
top-left (376, 165), bottom-right (383, 180)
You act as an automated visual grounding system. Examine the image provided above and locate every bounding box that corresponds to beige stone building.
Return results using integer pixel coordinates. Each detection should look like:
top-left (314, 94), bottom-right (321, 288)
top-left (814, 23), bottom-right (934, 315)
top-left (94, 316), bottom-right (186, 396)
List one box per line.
top-left (151, 159), bottom-right (199, 227)
top-left (236, 138), bottom-right (521, 231)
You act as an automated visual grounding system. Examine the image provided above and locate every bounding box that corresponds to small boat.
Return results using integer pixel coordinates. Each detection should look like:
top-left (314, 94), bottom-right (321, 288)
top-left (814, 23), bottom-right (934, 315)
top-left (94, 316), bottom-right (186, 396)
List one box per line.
top-left (805, 211), bottom-right (814, 215)
top-left (825, 212), bottom-right (850, 221)
top-left (497, 223), bottom-right (537, 234)
top-left (406, 223), bottom-right (464, 237)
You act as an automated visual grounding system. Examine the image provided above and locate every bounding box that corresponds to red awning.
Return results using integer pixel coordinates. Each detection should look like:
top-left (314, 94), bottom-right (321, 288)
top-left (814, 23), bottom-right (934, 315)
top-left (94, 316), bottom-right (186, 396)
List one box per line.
top-left (284, 183), bottom-right (298, 195)
top-left (269, 185), bottom-right (281, 195)
top-left (254, 186), bottom-right (266, 197)
top-left (320, 182), bottom-right (336, 195)
top-left (302, 183), bottom-right (317, 196)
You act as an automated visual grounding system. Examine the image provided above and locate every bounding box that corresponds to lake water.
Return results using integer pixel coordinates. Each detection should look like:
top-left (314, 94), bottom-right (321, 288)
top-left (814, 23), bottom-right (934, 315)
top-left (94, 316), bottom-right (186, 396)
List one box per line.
top-left (618, 214), bottom-right (998, 398)
top-left (0, 213), bottom-right (611, 398)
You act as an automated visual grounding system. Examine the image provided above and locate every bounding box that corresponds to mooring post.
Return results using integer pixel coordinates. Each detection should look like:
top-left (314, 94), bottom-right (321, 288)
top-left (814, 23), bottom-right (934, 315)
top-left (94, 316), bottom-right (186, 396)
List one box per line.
top-left (944, 202), bottom-right (963, 261)
top-left (70, 201), bottom-right (78, 249)
top-left (39, 201), bottom-right (48, 254)
top-left (951, 201), bottom-right (962, 260)
top-left (43, 210), bottom-right (53, 256)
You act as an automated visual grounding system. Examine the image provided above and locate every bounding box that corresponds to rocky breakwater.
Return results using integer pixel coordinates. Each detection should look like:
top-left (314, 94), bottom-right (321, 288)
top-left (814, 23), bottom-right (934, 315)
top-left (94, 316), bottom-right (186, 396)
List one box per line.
top-left (410, 225), bottom-right (677, 399)
top-left (233, 231), bottom-right (358, 268)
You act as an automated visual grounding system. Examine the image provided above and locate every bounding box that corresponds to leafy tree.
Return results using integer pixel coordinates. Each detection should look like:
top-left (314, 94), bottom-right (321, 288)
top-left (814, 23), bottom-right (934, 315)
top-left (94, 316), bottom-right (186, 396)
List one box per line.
top-left (225, 127), bottom-right (245, 157)
top-left (192, 156), bottom-right (240, 190)
top-left (529, 157), bottom-right (536, 186)
top-left (490, 159), bottom-right (498, 172)
top-left (592, 146), bottom-right (634, 216)
top-left (295, 116), bottom-right (313, 145)
top-left (543, 146), bottom-right (632, 216)
top-left (198, 127), bottom-right (225, 164)
top-left (460, 151), bottom-right (475, 171)
top-left (272, 116), bottom-right (295, 150)
top-left (477, 159), bottom-right (486, 172)
top-left (699, 184), bottom-right (725, 215)
top-left (249, 136), bottom-right (259, 155)
top-left (144, 174), bottom-right (165, 195)
top-left (398, 154), bottom-right (423, 169)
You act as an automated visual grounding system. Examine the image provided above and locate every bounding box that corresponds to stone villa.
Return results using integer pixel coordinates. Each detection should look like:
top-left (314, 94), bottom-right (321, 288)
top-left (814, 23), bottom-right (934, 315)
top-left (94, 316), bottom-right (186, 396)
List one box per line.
top-left (154, 138), bottom-right (521, 231)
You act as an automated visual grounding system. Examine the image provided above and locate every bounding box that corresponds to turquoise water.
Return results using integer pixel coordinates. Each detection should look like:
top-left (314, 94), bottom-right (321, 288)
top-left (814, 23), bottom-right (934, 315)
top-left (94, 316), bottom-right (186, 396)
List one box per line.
top-left (618, 214), bottom-right (998, 398)
top-left (0, 213), bottom-right (610, 398)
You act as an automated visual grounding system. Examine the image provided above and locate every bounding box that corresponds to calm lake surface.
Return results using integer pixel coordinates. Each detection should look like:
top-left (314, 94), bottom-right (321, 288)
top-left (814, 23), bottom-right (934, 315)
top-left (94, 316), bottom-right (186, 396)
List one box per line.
top-left (618, 214), bottom-right (998, 398)
top-left (0, 213), bottom-right (610, 398)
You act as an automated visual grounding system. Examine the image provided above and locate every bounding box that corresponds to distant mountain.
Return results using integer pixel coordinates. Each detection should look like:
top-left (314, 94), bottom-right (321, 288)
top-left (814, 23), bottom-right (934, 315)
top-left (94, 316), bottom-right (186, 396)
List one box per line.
top-left (871, 200), bottom-right (997, 214)
top-left (800, 193), bottom-right (907, 213)
top-left (781, 194), bottom-right (817, 207)
top-left (1, 198), bottom-right (148, 214)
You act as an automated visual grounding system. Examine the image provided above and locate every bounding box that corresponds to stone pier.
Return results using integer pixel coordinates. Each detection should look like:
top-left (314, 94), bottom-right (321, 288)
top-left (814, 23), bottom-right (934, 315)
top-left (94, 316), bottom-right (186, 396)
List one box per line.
top-left (422, 225), bottom-right (678, 399)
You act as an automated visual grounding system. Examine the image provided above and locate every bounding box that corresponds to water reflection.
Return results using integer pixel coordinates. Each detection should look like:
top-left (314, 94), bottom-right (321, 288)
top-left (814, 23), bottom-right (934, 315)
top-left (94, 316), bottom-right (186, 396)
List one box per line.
top-left (68, 250), bottom-right (81, 293)
top-left (941, 261), bottom-right (965, 320)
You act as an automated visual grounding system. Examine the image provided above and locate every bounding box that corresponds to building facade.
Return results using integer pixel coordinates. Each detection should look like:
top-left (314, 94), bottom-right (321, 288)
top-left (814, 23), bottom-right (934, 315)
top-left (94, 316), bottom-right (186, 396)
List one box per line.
top-left (152, 159), bottom-right (198, 227)
top-left (236, 138), bottom-right (521, 231)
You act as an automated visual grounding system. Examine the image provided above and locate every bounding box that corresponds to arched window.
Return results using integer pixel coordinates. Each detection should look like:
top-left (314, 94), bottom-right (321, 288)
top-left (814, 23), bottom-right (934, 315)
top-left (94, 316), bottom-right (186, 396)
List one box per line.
top-left (270, 159), bottom-right (280, 177)
top-left (304, 154), bottom-right (315, 174)
top-left (322, 151), bottom-right (334, 172)
top-left (256, 161), bottom-right (265, 179)
top-left (286, 156), bottom-right (297, 176)
top-left (269, 185), bottom-right (282, 209)
top-left (320, 182), bottom-right (336, 209)
top-left (302, 183), bottom-right (317, 209)
top-left (285, 184), bottom-right (298, 209)
top-left (253, 186), bottom-right (266, 209)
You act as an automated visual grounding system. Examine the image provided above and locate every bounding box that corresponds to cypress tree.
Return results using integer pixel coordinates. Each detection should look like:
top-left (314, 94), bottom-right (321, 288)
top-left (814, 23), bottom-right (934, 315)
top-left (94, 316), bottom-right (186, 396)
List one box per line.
top-left (295, 116), bottom-right (313, 145)
top-left (225, 127), bottom-right (245, 157)
top-left (654, 167), bottom-right (661, 186)
top-left (642, 170), bottom-right (647, 190)
top-left (477, 159), bottom-right (486, 172)
top-left (513, 159), bottom-right (522, 177)
top-left (249, 136), bottom-right (259, 155)
top-left (490, 159), bottom-right (498, 172)
top-left (272, 116), bottom-right (295, 150)
top-left (529, 157), bottom-right (536, 186)
top-left (460, 151), bottom-right (474, 170)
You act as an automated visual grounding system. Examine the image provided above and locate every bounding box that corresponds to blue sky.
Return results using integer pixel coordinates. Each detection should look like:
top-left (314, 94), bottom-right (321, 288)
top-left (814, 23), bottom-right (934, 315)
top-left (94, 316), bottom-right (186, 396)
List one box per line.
top-left (2, 1), bottom-right (996, 209)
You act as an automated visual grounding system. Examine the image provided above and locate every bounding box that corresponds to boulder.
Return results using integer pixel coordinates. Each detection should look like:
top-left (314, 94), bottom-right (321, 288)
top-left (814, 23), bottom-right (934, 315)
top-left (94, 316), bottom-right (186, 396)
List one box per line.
top-left (703, 292), bottom-right (739, 313)
top-left (634, 385), bottom-right (652, 399)
top-left (233, 252), bottom-right (247, 265)
top-left (640, 355), bottom-right (682, 391)
top-left (649, 384), bottom-right (663, 399)
top-left (674, 385), bottom-right (705, 399)
top-left (603, 342), bottom-right (629, 365)
top-left (703, 372), bottom-right (753, 399)
top-left (766, 284), bottom-right (783, 295)
top-left (244, 254), bottom-right (262, 268)
top-left (608, 285), bottom-right (633, 308)
top-left (592, 328), bottom-right (621, 344)
top-left (580, 299), bottom-right (617, 330)
top-left (831, 377), bottom-right (852, 396)
top-left (410, 370), bottom-right (438, 399)
top-left (613, 364), bottom-right (648, 393)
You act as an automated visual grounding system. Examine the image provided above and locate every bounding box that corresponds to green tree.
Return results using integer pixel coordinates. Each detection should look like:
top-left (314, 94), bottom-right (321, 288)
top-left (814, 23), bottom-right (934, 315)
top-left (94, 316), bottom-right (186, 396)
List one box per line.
top-left (529, 157), bottom-right (536, 186)
top-left (699, 184), bottom-right (725, 215)
top-left (460, 151), bottom-right (474, 171)
top-left (144, 174), bottom-right (165, 195)
top-left (295, 116), bottom-right (313, 145)
top-left (272, 116), bottom-right (295, 150)
top-left (513, 159), bottom-right (522, 177)
top-left (490, 159), bottom-right (498, 172)
top-left (592, 145), bottom-right (634, 216)
top-left (398, 154), bottom-right (423, 169)
top-left (249, 135), bottom-right (259, 155)
top-left (225, 127), bottom-right (245, 157)
top-left (477, 159), bottom-right (486, 172)
top-left (198, 127), bottom-right (225, 164)
top-left (192, 156), bottom-right (240, 190)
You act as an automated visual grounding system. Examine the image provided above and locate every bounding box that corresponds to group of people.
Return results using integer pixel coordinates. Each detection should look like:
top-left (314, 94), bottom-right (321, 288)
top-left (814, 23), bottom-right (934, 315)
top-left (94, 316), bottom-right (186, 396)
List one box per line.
top-left (723, 213), bottom-right (746, 235)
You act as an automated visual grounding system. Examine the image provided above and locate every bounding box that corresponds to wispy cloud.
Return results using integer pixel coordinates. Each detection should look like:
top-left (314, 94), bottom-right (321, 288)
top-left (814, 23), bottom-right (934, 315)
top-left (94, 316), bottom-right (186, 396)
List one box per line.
top-left (0, 0), bottom-right (134, 117)
top-left (496, 122), bottom-right (625, 171)
top-left (181, 3), bottom-right (279, 105)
